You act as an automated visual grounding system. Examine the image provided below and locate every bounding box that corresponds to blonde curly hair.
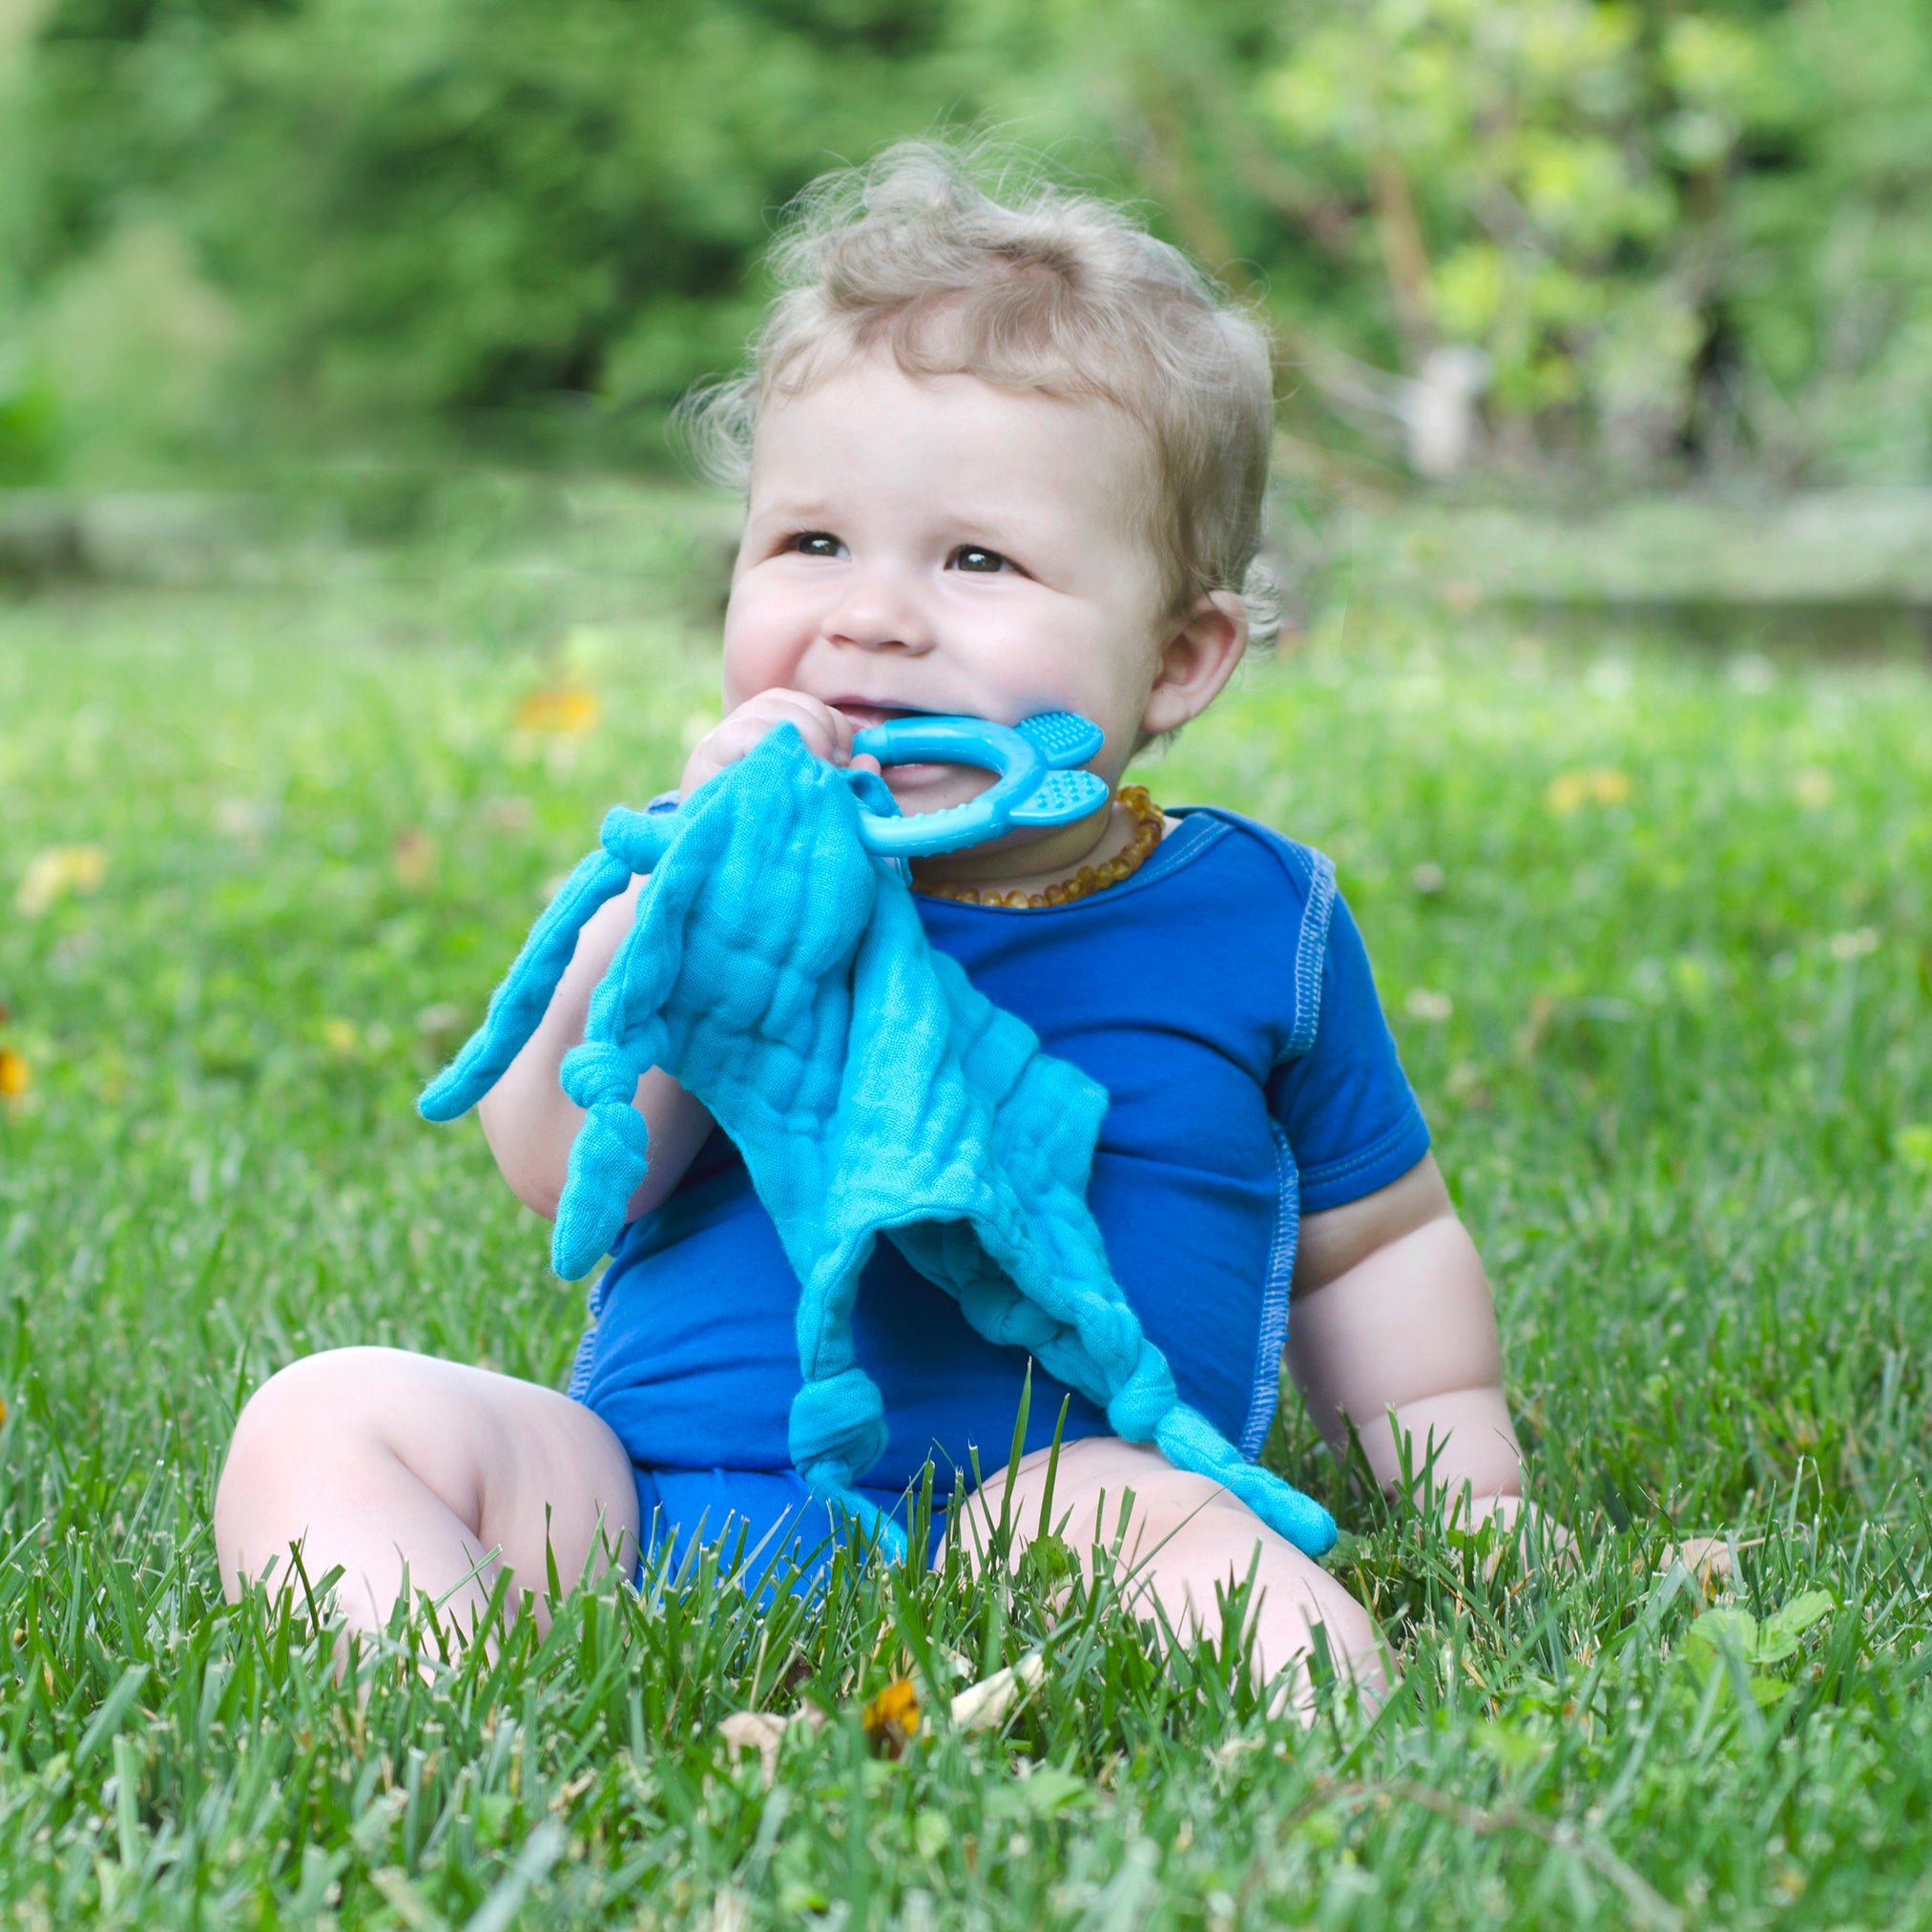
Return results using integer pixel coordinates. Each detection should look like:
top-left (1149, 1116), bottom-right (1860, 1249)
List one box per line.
top-left (677, 140), bottom-right (1280, 644)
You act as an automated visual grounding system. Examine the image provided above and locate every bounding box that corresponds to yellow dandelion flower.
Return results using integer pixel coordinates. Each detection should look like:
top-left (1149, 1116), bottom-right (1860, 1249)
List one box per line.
top-left (0, 1048), bottom-right (30, 1098)
top-left (862, 1677), bottom-right (922, 1757)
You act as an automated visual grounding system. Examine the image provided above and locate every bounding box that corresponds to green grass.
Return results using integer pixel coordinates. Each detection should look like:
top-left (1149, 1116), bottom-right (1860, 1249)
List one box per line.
top-left (2, 540), bottom-right (1931, 1928)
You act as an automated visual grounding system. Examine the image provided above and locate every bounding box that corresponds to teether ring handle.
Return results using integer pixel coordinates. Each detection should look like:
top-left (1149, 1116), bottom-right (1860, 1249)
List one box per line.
top-left (848, 711), bottom-right (1110, 858)
top-left (849, 717), bottom-right (1041, 857)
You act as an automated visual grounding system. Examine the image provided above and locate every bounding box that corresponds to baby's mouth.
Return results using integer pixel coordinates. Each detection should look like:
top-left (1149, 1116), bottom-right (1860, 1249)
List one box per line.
top-left (827, 701), bottom-right (994, 799)
top-left (829, 701), bottom-right (927, 732)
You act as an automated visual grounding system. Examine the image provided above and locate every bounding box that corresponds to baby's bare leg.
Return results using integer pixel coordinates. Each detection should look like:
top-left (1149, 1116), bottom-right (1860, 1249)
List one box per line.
top-left (214, 1346), bottom-right (639, 1638)
top-left (966, 1437), bottom-right (1385, 1709)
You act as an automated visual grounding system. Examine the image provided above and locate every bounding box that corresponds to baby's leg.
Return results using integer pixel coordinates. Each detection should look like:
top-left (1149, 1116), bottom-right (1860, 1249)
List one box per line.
top-left (215, 1347), bottom-right (639, 1639)
top-left (966, 1437), bottom-right (1384, 1709)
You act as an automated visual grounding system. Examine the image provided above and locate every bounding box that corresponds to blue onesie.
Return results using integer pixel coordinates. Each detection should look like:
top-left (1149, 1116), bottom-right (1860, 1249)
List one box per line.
top-left (568, 804), bottom-right (1431, 1569)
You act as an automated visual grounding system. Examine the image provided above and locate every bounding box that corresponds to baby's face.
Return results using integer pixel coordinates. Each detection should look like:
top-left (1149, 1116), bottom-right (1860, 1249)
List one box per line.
top-left (722, 352), bottom-right (1175, 818)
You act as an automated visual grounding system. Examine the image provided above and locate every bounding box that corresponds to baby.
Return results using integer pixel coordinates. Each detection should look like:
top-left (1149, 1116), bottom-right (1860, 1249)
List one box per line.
top-left (215, 144), bottom-right (1529, 1697)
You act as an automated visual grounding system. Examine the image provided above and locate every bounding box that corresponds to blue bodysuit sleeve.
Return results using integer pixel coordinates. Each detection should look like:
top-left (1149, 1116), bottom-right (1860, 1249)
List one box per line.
top-left (1265, 890), bottom-right (1432, 1215)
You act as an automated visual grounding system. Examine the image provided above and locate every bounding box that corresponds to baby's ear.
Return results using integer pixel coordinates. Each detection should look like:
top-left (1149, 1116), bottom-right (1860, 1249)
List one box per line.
top-left (1139, 592), bottom-right (1248, 738)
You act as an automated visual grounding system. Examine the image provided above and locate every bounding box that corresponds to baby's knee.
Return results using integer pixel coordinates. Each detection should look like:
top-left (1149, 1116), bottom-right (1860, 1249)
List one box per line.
top-left (1007, 1437), bottom-right (1223, 1548)
top-left (220, 1347), bottom-right (392, 1494)
top-left (1080, 1457), bottom-right (1252, 1556)
top-left (231, 1345), bottom-right (376, 1435)
top-left (1152, 1516), bottom-right (1383, 1691)
top-left (1262, 1555), bottom-right (1379, 1672)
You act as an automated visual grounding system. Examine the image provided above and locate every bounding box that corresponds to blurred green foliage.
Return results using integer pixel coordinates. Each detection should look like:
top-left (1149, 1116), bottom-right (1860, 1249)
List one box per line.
top-left (2, 0), bottom-right (1928, 486)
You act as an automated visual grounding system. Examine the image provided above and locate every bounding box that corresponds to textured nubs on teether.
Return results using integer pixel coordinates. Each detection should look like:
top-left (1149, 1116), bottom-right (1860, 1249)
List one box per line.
top-left (1008, 768), bottom-right (1111, 826)
top-left (1016, 711), bottom-right (1106, 768)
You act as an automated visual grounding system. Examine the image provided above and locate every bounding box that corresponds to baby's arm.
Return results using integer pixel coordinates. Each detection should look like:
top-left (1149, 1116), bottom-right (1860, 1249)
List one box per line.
top-left (1286, 1153), bottom-right (1527, 1524)
top-left (477, 874), bottom-right (717, 1221)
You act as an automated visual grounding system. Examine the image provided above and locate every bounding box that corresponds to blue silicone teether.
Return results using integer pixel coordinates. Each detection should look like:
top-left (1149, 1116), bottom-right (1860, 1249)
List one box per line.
top-left (848, 711), bottom-right (1110, 857)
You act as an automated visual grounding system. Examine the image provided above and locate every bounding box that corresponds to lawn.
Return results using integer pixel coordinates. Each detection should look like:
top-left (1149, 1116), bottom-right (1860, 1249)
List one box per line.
top-left (2, 516), bottom-right (1930, 1929)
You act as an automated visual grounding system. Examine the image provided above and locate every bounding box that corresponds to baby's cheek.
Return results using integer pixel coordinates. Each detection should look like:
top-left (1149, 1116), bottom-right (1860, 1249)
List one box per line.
top-left (718, 629), bottom-right (790, 710)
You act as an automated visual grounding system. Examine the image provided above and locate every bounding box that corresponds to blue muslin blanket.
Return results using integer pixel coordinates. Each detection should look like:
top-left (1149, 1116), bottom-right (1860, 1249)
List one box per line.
top-left (422, 725), bottom-right (1337, 1560)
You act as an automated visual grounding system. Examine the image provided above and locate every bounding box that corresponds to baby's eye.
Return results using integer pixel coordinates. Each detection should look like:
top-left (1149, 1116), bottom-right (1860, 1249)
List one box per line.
top-left (949, 545), bottom-right (1011, 574)
top-left (789, 531), bottom-right (846, 559)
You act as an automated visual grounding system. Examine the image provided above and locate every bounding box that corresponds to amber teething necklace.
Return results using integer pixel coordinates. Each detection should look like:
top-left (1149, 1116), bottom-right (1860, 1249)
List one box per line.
top-left (913, 785), bottom-right (1165, 909)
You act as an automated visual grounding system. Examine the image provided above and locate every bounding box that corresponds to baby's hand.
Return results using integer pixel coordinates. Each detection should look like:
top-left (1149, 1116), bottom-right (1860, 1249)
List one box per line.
top-left (680, 691), bottom-right (881, 800)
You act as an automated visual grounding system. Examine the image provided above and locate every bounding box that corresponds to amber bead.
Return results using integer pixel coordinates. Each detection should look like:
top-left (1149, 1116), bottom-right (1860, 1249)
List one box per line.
top-left (913, 787), bottom-right (1165, 910)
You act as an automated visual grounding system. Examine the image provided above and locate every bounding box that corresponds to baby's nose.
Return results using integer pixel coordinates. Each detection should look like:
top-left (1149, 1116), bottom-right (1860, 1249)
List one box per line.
top-left (823, 569), bottom-right (934, 654)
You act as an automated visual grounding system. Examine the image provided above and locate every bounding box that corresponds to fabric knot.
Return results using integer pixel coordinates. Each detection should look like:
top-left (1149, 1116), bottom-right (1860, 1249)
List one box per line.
top-left (567, 1098), bottom-right (651, 1175)
top-left (789, 1366), bottom-right (889, 1477)
top-left (560, 1041), bottom-right (637, 1111)
top-left (1104, 1347), bottom-right (1179, 1443)
top-left (1076, 1299), bottom-right (1145, 1383)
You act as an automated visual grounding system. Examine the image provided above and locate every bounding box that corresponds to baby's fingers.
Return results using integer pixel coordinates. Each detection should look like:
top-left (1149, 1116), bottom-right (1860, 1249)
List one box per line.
top-left (681, 692), bottom-right (853, 796)
top-left (758, 691), bottom-right (859, 766)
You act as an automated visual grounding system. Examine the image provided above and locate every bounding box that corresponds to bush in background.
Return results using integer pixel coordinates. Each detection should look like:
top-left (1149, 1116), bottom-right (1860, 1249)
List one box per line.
top-left (4, 0), bottom-right (1929, 488)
